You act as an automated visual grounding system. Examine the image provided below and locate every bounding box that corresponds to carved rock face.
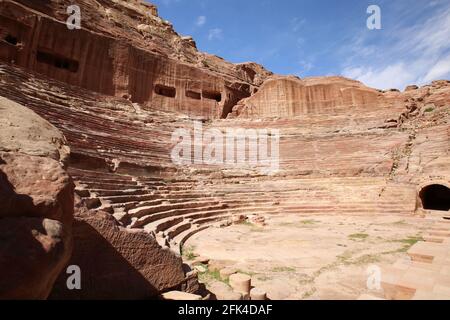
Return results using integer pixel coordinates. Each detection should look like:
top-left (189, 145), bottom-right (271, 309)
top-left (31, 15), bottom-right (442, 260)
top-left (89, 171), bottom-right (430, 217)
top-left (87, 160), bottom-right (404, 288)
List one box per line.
top-left (0, 0), bottom-right (271, 120)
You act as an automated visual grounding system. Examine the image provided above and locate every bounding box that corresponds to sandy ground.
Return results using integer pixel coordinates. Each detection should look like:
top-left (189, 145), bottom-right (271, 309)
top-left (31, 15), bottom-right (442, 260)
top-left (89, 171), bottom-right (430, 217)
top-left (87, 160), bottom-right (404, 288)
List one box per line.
top-left (184, 214), bottom-right (434, 300)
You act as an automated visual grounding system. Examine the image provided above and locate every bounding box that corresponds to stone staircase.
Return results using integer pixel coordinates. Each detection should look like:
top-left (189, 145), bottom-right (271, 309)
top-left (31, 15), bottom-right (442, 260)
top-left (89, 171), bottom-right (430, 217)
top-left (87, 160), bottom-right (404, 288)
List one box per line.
top-left (0, 64), bottom-right (430, 259)
top-left (69, 167), bottom-right (234, 250)
top-left (70, 163), bottom-right (418, 255)
top-left (369, 212), bottom-right (450, 300)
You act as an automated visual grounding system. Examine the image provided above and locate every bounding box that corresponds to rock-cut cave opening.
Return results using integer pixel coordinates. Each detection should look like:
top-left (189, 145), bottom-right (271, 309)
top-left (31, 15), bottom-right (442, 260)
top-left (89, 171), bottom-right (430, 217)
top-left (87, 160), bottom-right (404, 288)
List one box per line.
top-left (36, 50), bottom-right (79, 73)
top-left (154, 84), bottom-right (176, 98)
top-left (419, 184), bottom-right (450, 211)
top-left (186, 90), bottom-right (201, 100)
top-left (4, 34), bottom-right (18, 45)
top-left (202, 90), bottom-right (222, 102)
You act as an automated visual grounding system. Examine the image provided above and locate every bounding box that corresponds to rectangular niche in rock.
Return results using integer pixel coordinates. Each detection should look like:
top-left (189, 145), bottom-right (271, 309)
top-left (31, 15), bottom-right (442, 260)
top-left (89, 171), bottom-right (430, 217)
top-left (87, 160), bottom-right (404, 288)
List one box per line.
top-left (186, 90), bottom-right (201, 100)
top-left (154, 84), bottom-right (176, 98)
top-left (202, 90), bottom-right (221, 102)
top-left (36, 50), bottom-right (79, 73)
top-left (3, 34), bottom-right (18, 45)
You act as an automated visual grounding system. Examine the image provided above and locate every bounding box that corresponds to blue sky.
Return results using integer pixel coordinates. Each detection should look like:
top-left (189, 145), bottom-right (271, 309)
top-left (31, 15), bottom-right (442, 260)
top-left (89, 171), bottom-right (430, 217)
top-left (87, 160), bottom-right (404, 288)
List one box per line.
top-left (150, 0), bottom-right (450, 90)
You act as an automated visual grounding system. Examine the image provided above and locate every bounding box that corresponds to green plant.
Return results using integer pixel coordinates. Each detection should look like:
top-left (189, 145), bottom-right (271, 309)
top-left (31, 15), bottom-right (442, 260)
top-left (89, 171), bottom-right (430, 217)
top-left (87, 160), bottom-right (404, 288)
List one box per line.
top-left (239, 220), bottom-right (253, 227)
top-left (396, 236), bottom-right (423, 246)
top-left (348, 233), bottom-right (369, 240)
top-left (391, 236), bottom-right (423, 252)
top-left (300, 219), bottom-right (318, 225)
top-left (198, 267), bottom-right (230, 285)
top-left (277, 222), bottom-right (294, 227)
top-left (236, 269), bottom-right (256, 276)
top-left (424, 107), bottom-right (434, 113)
top-left (302, 287), bottom-right (317, 299)
top-left (271, 266), bottom-right (296, 273)
top-left (239, 221), bottom-right (266, 232)
top-left (182, 246), bottom-right (197, 261)
top-left (353, 254), bottom-right (381, 265)
top-left (257, 275), bottom-right (272, 282)
top-left (336, 251), bottom-right (354, 264)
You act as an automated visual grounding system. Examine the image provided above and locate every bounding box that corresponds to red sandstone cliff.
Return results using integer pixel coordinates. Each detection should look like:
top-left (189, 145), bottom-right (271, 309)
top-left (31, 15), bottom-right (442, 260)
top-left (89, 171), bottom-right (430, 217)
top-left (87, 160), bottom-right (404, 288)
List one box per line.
top-left (0, 0), bottom-right (449, 301)
top-left (0, 94), bottom-right (190, 300)
top-left (0, 97), bottom-right (74, 299)
top-left (0, 0), bottom-right (272, 119)
top-left (228, 75), bottom-right (406, 118)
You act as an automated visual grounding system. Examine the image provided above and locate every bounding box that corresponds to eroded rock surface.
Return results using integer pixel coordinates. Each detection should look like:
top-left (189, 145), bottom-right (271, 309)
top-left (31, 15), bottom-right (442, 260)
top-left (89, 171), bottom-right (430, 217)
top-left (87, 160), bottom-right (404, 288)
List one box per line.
top-left (0, 97), bottom-right (74, 299)
top-left (0, 96), bottom-right (70, 165)
top-left (229, 76), bottom-right (400, 118)
top-left (49, 200), bottom-right (186, 300)
top-left (0, 216), bottom-right (70, 299)
top-left (0, 153), bottom-right (74, 224)
top-left (0, 0), bottom-right (272, 119)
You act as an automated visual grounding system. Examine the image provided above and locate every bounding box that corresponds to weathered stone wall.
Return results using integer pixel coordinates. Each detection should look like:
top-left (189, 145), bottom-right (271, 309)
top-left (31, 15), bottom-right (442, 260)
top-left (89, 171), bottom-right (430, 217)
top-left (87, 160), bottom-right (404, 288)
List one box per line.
top-left (0, 94), bottom-right (190, 300)
top-left (0, 0), bottom-right (271, 119)
top-left (230, 76), bottom-right (404, 118)
top-left (0, 0), bottom-right (448, 301)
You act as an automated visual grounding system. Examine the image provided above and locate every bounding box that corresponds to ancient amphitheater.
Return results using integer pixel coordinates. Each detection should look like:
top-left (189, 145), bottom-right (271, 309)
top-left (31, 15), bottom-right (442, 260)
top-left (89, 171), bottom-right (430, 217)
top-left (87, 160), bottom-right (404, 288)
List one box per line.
top-left (0, 0), bottom-right (449, 300)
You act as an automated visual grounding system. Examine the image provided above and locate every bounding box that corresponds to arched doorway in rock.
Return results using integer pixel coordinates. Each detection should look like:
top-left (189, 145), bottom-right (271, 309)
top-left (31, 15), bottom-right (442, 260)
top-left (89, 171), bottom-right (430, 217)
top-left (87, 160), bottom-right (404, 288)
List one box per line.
top-left (419, 184), bottom-right (450, 211)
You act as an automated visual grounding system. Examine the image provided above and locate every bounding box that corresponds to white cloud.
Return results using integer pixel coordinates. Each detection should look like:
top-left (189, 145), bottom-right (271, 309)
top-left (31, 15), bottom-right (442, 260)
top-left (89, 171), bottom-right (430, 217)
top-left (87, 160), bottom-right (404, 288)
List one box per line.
top-left (298, 59), bottom-right (314, 73)
top-left (343, 63), bottom-right (415, 90)
top-left (208, 28), bottom-right (223, 41)
top-left (341, 3), bottom-right (450, 90)
top-left (196, 15), bottom-right (206, 27)
top-left (421, 54), bottom-right (450, 83)
top-left (290, 17), bottom-right (306, 32)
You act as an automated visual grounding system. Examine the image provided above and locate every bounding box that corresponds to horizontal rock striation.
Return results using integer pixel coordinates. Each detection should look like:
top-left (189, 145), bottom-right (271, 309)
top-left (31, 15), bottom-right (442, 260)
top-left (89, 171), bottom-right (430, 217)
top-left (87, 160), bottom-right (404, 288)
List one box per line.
top-left (0, 0), bottom-right (271, 119)
top-left (1, 63), bottom-right (448, 263)
top-left (0, 0), bottom-right (448, 300)
top-left (229, 76), bottom-right (403, 118)
top-left (0, 66), bottom-right (197, 299)
top-left (0, 96), bottom-right (70, 165)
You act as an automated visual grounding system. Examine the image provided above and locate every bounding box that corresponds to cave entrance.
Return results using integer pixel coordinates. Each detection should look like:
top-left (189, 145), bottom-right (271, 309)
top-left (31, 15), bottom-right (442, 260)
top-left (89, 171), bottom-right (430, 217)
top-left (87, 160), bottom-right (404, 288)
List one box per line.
top-left (36, 50), bottom-right (79, 73)
top-left (202, 90), bottom-right (222, 102)
top-left (419, 184), bottom-right (450, 211)
top-left (186, 90), bottom-right (201, 100)
top-left (4, 34), bottom-right (18, 45)
top-left (154, 84), bottom-right (176, 98)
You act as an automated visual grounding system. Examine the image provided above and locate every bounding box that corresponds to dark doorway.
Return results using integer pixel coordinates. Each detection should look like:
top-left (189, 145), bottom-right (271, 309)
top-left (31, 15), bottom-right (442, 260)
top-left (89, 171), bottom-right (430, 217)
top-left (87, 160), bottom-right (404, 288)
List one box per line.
top-left (202, 90), bottom-right (222, 102)
top-left (419, 184), bottom-right (450, 211)
top-left (4, 34), bottom-right (18, 45)
top-left (36, 50), bottom-right (79, 73)
top-left (154, 84), bottom-right (176, 98)
top-left (186, 90), bottom-right (201, 100)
